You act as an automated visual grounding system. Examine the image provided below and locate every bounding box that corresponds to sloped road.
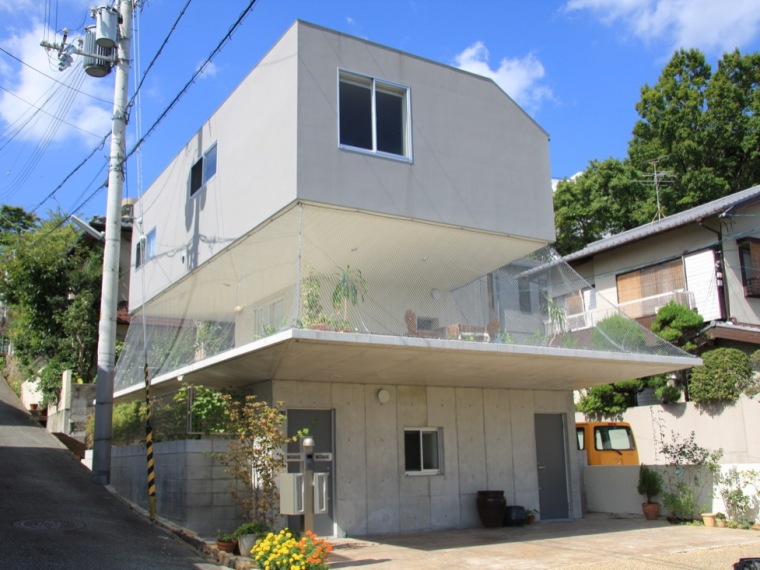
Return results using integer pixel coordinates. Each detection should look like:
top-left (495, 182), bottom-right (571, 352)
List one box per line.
top-left (0, 378), bottom-right (222, 570)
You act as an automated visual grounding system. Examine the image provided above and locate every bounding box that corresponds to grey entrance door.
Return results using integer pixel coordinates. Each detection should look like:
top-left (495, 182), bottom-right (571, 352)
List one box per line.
top-left (286, 409), bottom-right (335, 536)
top-left (534, 413), bottom-right (569, 519)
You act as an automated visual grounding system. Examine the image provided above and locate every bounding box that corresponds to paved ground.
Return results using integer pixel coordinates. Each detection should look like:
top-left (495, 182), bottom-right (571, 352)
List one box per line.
top-left (3, 376), bottom-right (760, 569)
top-left (0, 378), bottom-right (223, 570)
top-left (325, 515), bottom-right (760, 569)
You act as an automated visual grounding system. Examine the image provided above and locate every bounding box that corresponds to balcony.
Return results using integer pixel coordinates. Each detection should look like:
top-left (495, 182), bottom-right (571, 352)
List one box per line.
top-left (617, 290), bottom-right (695, 320)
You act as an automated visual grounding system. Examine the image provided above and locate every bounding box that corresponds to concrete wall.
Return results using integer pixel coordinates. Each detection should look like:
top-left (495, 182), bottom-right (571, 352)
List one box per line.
top-left (274, 380), bottom-right (582, 536)
top-left (110, 439), bottom-right (240, 537)
top-left (598, 397), bottom-right (760, 465)
top-left (46, 370), bottom-right (95, 440)
top-left (583, 464), bottom-right (759, 517)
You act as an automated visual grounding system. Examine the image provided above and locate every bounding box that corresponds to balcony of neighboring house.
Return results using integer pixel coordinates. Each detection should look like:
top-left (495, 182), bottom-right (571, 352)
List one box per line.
top-left (113, 204), bottom-right (698, 401)
top-left (616, 289), bottom-right (696, 320)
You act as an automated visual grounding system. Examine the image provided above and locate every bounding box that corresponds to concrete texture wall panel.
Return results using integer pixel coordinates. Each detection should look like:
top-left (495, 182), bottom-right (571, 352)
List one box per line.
top-left (367, 497), bottom-right (400, 534)
top-left (509, 390), bottom-right (540, 510)
top-left (365, 385), bottom-right (399, 501)
top-left (454, 387), bottom-right (488, 495)
top-left (400, 495), bottom-right (432, 532)
top-left (427, 387), bottom-right (460, 498)
top-left (295, 23), bottom-right (553, 241)
top-left (483, 388), bottom-right (514, 501)
top-left (397, 385), bottom-right (430, 499)
top-left (334, 383), bottom-right (366, 503)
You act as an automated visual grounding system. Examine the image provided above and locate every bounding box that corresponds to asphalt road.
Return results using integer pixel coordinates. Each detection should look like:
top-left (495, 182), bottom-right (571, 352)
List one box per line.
top-left (0, 378), bottom-right (223, 570)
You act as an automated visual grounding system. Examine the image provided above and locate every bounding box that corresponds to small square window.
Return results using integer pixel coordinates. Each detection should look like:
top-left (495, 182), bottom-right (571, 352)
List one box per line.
top-left (339, 70), bottom-right (410, 160)
top-left (404, 428), bottom-right (441, 474)
top-left (190, 143), bottom-right (218, 196)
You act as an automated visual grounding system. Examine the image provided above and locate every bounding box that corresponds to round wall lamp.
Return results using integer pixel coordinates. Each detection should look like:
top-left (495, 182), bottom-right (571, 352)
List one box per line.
top-left (431, 289), bottom-right (442, 300)
top-left (377, 389), bottom-right (390, 404)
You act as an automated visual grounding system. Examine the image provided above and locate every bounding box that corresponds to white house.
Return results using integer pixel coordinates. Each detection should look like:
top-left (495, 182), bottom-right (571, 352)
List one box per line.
top-left (112, 21), bottom-right (695, 537)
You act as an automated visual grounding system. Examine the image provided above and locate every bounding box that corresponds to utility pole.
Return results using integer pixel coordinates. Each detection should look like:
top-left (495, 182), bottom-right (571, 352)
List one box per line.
top-left (92, 0), bottom-right (133, 485)
top-left (43, 1), bottom-right (134, 485)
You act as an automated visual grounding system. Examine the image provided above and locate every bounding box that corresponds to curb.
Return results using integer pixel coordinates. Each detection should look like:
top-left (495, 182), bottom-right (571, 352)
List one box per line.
top-left (102, 484), bottom-right (257, 569)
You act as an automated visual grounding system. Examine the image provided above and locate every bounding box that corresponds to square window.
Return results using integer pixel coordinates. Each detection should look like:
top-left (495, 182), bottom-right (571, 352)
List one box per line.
top-left (339, 70), bottom-right (410, 159)
top-left (404, 428), bottom-right (441, 474)
top-left (738, 239), bottom-right (760, 297)
top-left (136, 228), bottom-right (156, 269)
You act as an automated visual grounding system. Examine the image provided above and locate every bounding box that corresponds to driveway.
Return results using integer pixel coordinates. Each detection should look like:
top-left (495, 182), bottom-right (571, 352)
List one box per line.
top-left (326, 514), bottom-right (760, 569)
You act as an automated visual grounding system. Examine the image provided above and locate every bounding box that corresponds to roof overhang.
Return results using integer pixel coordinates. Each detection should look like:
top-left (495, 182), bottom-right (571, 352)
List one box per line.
top-left (115, 329), bottom-right (700, 400)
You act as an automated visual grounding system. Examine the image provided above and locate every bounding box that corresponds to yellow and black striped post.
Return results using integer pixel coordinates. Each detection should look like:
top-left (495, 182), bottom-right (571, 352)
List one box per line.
top-left (144, 363), bottom-right (156, 521)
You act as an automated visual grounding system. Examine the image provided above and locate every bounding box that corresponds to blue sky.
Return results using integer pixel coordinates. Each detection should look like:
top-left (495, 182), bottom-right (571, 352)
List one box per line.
top-left (1, 0), bottom-right (760, 219)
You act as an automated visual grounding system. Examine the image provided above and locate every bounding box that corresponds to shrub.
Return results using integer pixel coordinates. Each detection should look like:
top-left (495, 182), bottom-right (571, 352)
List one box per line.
top-left (689, 348), bottom-right (753, 405)
top-left (592, 314), bottom-right (647, 352)
top-left (638, 465), bottom-right (663, 503)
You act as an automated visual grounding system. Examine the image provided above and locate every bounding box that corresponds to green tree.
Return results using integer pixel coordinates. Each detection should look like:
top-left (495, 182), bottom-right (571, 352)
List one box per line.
top-left (0, 205), bottom-right (38, 247)
top-left (555, 48), bottom-right (760, 254)
top-left (553, 159), bottom-right (652, 255)
top-left (0, 212), bottom-right (102, 403)
top-left (649, 301), bottom-right (704, 353)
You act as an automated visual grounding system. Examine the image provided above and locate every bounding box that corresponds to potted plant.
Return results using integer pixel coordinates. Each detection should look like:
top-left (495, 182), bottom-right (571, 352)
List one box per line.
top-left (637, 464), bottom-right (663, 520)
top-left (331, 265), bottom-right (367, 330)
top-left (715, 512), bottom-right (727, 527)
top-left (235, 521), bottom-right (270, 558)
top-left (300, 268), bottom-right (330, 330)
top-left (701, 512), bottom-right (717, 527)
top-left (525, 509), bottom-right (539, 524)
top-left (215, 530), bottom-right (237, 553)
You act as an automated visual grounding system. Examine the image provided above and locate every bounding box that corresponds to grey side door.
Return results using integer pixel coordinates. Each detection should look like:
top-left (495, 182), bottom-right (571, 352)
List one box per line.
top-left (534, 413), bottom-right (570, 519)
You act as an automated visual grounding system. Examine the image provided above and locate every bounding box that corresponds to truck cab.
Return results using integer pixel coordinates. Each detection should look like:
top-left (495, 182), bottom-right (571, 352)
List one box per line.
top-left (576, 421), bottom-right (639, 465)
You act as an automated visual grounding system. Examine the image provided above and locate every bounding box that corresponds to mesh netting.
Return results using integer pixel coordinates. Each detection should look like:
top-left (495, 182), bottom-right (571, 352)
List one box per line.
top-left (115, 204), bottom-right (689, 393)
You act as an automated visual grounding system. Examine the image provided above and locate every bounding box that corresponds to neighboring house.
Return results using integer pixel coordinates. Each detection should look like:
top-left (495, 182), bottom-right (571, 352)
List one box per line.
top-left (564, 184), bottom-right (760, 353)
top-left (112, 21), bottom-right (695, 537)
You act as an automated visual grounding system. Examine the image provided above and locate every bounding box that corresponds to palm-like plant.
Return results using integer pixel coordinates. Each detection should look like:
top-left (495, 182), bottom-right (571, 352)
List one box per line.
top-left (332, 265), bottom-right (367, 323)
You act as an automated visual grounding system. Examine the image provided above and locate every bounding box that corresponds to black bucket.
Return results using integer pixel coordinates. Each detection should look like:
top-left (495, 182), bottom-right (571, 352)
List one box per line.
top-left (503, 505), bottom-right (526, 526)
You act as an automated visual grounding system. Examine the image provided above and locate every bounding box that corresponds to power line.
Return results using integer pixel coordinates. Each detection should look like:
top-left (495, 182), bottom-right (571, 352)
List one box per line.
top-left (126, 0), bottom-right (260, 160)
top-left (0, 45), bottom-right (113, 105)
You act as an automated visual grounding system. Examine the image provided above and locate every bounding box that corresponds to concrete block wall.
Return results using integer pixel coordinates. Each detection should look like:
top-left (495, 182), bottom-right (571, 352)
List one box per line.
top-left (274, 380), bottom-right (581, 537)
top-left (110, 438), bottom-right (241, 537)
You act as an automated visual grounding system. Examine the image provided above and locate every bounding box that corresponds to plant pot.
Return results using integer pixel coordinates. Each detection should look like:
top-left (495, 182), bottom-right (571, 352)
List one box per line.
top-left (237, 534), bottom-right (257, 557)
top-left (216, 539), bottom-right (237, 553)
top-left (526, 514), bottom-right (536, 525)
top-left (701, 513), bottom-right (716, 527)
top-left (476, 490), bottom-right (506, 528)
top-left (503, 506), bottom-right (526, 527)
top-left (642, 502), bottom-right (660, 521)
top-left (716, 519), bottom-right (727, 528)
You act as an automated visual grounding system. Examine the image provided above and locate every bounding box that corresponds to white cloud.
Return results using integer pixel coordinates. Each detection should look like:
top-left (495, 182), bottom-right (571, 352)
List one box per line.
top-left (196, 60), bottom-right (220, 80)
top-left (565, 0), bottom-right (760, 54)
top-left (0, 23), bottom-right (112, 144)
top-left (454, 41), bottom-right (554, 114)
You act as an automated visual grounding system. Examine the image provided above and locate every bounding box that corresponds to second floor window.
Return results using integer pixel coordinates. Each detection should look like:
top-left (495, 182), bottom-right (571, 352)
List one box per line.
top-left (136, 228), bottom-right (156, 269)
top-left (738, 238), bottom-right (760, 297)
top-left (190, 143), bottom-right (218, 196)
top-left (339, 70), bottom-right (410, 159)
top-left (616, 258), bottom-right (685, 303)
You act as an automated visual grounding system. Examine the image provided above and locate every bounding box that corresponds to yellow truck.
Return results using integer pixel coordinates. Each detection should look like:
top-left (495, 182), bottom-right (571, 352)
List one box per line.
top-left (576, 421), bottom-right (639, 465)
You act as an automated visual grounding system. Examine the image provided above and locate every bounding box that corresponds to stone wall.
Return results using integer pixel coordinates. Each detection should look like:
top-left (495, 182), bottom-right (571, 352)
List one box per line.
top-left (110, 438), bottom-right (241, 537)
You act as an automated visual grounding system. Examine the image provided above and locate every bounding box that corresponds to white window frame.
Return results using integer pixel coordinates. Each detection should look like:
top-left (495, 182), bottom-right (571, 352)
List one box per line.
top-left (404, 427), bottom-right (442, 475)
top-left (135, 228), bottom-right (156, 269)
top-left (338, 69), bottom-right (412, 162)
top-left (190, 143), bottom-right (218, 196)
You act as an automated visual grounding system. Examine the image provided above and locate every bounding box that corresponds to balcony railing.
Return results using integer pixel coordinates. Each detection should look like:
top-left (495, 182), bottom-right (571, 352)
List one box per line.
top-left (617, 289), bottom-right (695, 320)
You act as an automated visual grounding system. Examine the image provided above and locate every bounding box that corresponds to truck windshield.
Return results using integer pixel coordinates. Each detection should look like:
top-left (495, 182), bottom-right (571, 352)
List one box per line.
top-left (594, 426), bottom-right (635, 451)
